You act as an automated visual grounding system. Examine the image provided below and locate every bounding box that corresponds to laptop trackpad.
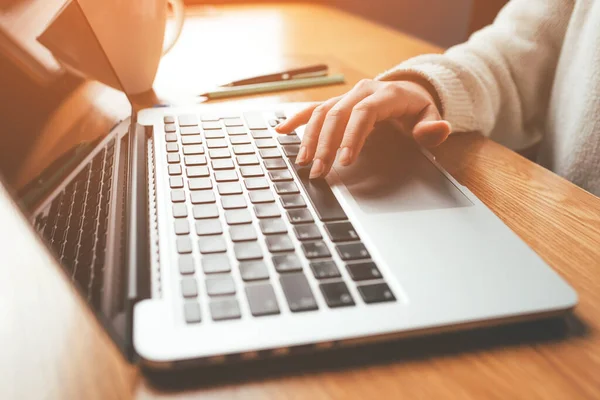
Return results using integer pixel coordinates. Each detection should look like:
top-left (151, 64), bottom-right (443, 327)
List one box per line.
top-left (333, 123), bottom-right (472, 213)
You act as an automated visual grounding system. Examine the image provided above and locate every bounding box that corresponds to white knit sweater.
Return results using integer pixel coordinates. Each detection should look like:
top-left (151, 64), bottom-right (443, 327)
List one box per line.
top-left (377, 0), bottom-right (600, 196)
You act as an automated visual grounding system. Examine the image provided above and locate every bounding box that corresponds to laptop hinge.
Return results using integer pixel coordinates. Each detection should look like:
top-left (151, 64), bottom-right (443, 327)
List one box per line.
top-left (124, 121), bottom-right (152, 361)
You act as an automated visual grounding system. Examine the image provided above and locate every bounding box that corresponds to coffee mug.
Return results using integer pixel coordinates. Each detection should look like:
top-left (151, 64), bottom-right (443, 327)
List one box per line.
top-left (39, 0), bottom-right (185, 94)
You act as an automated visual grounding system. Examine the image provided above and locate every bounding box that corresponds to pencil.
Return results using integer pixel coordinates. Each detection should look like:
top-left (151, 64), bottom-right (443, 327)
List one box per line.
top-left (200, 74), bottom-right (346, 100)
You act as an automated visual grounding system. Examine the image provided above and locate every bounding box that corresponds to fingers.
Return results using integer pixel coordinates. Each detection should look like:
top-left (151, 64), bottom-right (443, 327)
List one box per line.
top-left (275, 103), bottom-right (319, 134)
top-left (297, 96), bottom-right (342, 166)
top-left (310, 80), bottom-right (378, 178)
top-left (411, 104), bottom-right (452, 148)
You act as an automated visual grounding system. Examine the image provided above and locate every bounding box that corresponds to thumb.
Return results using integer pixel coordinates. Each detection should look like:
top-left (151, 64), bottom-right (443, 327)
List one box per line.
top-left (411, 104), bottom-right (451, 148)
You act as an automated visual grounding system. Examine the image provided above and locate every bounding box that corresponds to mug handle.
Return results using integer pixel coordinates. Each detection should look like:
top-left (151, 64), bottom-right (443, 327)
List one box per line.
top-left (163, 0), bottom-right (185, 54)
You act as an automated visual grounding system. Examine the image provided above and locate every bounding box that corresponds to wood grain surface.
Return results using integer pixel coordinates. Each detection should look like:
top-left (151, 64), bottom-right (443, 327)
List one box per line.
top-left (2, 3), bottom-right (600, 400)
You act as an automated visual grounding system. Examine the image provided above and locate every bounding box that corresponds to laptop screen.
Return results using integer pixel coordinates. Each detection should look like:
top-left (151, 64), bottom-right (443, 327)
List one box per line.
top-left (0, 0), bottom-right (133, 352)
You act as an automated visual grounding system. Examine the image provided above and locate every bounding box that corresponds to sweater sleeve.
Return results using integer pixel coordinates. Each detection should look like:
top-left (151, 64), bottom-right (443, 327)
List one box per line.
top-left (376, 0), bottom-right (573, 151)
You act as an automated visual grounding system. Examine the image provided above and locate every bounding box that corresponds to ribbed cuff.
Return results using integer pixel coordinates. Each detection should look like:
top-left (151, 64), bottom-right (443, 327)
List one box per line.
top-left (376, 56), bottom-right (476, 133)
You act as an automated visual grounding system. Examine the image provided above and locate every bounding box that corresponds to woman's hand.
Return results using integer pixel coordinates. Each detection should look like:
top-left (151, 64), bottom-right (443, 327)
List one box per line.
top-left (275, 79), bottom-right (452, 179)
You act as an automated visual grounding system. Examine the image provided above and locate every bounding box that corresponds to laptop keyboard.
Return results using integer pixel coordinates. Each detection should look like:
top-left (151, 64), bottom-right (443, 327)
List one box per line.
top-left (34, 139), bottom-right (116, 306)
top-left (163, 112), bottom-right (396, 324)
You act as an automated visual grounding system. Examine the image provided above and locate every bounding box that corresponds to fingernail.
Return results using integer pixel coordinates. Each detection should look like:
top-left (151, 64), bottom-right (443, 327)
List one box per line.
top-left (310, 159), bottom-right (324, 179)
top-left (296, 146), bottom-right (307, 164)
top-left (339, 147), bottom-right (353, 166)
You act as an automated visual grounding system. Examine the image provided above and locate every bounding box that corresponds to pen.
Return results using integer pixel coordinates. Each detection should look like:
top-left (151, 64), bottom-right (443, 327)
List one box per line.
top-left (199, 74), bottom-right (345, 100)
top-left (221, 64), bottom-right (329, 87)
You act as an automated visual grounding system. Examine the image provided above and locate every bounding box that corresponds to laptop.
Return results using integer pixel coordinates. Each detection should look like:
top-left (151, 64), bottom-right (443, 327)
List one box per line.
top-left (0, 2), bottom-right (577, 370)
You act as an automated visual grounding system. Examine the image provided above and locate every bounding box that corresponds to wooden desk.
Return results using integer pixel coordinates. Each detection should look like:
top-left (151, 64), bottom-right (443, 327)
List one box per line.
top-left (3, 3), bottom-right (600, 399)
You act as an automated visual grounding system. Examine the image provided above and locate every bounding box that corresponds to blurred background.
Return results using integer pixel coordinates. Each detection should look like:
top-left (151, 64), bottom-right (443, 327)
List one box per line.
top-left (0, 0), bottom-right (507, 184)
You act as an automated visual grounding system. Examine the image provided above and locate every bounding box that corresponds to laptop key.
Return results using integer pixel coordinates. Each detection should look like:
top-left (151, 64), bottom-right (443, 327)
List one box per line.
top-left (263, 158), bottom-right (287, 170)
top-left (226, 126), bottom-right (247, 135)
top-left (200, 115), bottom-right (219, 122)
top-left (206, 138), bottom-right (228, 149)
top-left (171, 190), bottom-right (185, 203)
top-left (279, 273), bottom-right (318, 312)
top-left (204, 129), bottom-right (226, 139)
top-left (346, 261), bottom-right (382, 281)
top-left (225, 209), bottom-right (253, 225)
top-left (184, 302), bottom-right (202, 324)
top-left (259, 218), bottom-right (287, 235)
top-left (237, 155), bottom-right (260, 166)
top-left (192, 204), bottom-right (219, 219)
top-left (218, 182), bottom-right (243, 195)
top-left (310, 260), bottom-right (341, 279)
top-left (164, 116), bottom-right (175, 124)
top-left (287, 209), bottom-right (314, 224)
top-left (179, 255), bottom-right (195, 275)
top-left (268, 170), bottom-right (293, 182)
top-left (181, 278), bottom-right (198, 298)
top-left (249, 189), bottom-right (275, 204)
top-left (195, 219), bottom-right (223, 236)
top-left (280, 195), bottom-right (306, 209)
top-left (320, 282), bottom-right (355, 308)
top-left (182, 135), bottom-right (202, 145)
top-left (229, 135), bottom-right (251, 145)
top-left (251, 130), bottom-right (272, 139)
top-left (274, 182), bottom-right (299, 194)
top-left (185, 155), bottom-right (207, 166)
top-left (165, 133), bottom-right (177, 142)
top-left (272, 253), bottom-right (303, 273)
top-left (266, 234), bottom-right (295, 253)
top-left (202, 254), bottom-right (231, 274)
top-left (206, 276), bottom-right (236, 296)
top-left (245, 284), bottom-right (280, 316)
top-left (240, 260), bottom-right (270, 281)
top-left (215, 170), bottom-right (239, 182)
top-left (167, 153), bottom-right (181, 164)
top-left (174, 219), bottom-right (190, 235)
top-left (259, 148), bottom-right (282, 159)
top-left (166, 142), bottom-right (179, 152)
top-left (210, 298), bottom-right (241, 321)
top-left (183, 145), bottom-right (205, 155)
top-left (178, 114), bottom-right (198, 127)
top-left (294, 224), bottom-right (322, 241)
top-left (302, 241), bottom-right (331, 259)
top-left (291, 163), bottom-right (347, 222)
top-left (282, 145), bottom-right (300, 158)
top-left (233, 144), bottom-right (255, 155)
top-left (198, 235), bottom-right (227, 254)
top-left (255, 138), bottom-right (277, 148)
top-left (254, 203), bottom-right (281, 218)
top-left (324, 222), bottom-right (359, 242)
top-left (233, 242), bottom-right (263, 261)
top-left (229, 224), bottom-right (258, 242)
top-left (358, 283), bottom-right (396, 304)
top-left (336, 242), bottom-right (370, 261)
top-left (202, 121), bottom-right (221, 130)
top-left (164, 123), bottom-right (177, 133)
top-left (224, 117), bottom-right (244, 127)
top-left (170, 176), bottom-right (184, 189)
top-left (277, 135), bottom-right (301, 145)
top-left (190, 190), bottom-right (216, 204)
top-left (172, 204), bottom-right (188, 218)
top-left (188, 178), bottom-right (213, 190)
top-left (221, 195), bottom-right (247, 209)
top-left (245, 178), bottom-right (269, 190)
top-left (168, 164), bottom-right (182, 175)
top-left (212, 159), bottom-right (235, 170)
top-left (180, 126), bottom-right (201, 135)
top-left (244, 112), bottom-right (268, 130)
top-left (209, 149), bottom-right (231, 159)
top-left (187, 166), bottom-right (210, 177)
top-left (240, 166), bottom-right (264, 177)
top-left (177, 237), bottom-right (193, 254)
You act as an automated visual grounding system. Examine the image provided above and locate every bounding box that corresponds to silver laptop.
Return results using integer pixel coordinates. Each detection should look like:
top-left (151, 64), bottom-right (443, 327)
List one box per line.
top-left (0, 1), bottom-right (577, 369)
